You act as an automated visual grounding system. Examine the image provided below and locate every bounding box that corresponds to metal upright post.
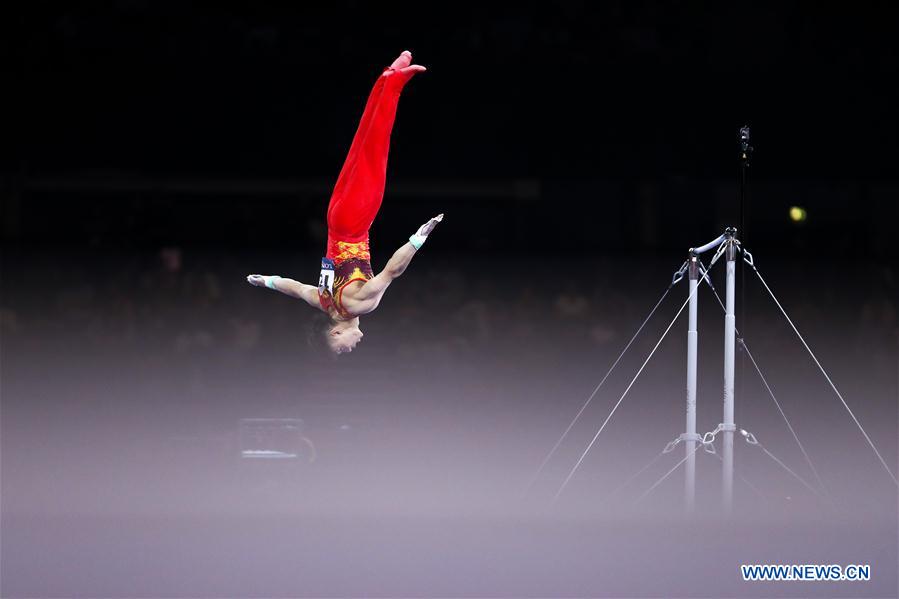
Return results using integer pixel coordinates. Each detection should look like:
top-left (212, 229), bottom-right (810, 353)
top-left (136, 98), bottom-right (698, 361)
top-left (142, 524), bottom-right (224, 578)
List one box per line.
top-left (722, 230), bottom-right (738, 515)
top-left (680, 232), bottom-right (727, 514)
top-left (684, 256), bottom-right (700, 512)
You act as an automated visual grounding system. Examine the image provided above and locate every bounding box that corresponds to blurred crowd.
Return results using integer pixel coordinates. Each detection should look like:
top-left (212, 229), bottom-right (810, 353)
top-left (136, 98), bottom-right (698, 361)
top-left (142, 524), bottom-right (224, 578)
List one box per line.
top-left (3, 246), bottom-right (896, 375)
top-left (1, 245), bottom-right (895, 497)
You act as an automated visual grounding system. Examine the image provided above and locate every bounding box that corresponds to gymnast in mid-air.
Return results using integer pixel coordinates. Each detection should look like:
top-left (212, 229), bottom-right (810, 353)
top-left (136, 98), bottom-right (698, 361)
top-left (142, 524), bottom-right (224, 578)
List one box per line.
top-left (247, 50), bottom-right (442, 354)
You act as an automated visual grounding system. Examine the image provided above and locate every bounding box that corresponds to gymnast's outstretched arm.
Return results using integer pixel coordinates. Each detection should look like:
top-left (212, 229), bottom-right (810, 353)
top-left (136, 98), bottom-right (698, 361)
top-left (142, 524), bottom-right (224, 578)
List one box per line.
top-left (246, 274), bottom-right (322, 310)
top-left (351, 213), bottom-right (443, 312)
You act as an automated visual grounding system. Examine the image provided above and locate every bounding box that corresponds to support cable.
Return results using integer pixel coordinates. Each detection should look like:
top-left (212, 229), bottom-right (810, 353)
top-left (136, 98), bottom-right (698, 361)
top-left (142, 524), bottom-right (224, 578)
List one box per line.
top-left (522, 267), bottom-right (686, 495)
top-left (700, 264), bottom-right (831, 500)
top-left (635, 442), bottom-right (704, 504)
top-left (744, 251), bottom-right (899, 488)
top-left (702, 440), bottom-right (770, 505)
top-left (598, 446), bottom-right (671, 506)
top-left (553, 245), bottom-right (727, 503)
top-left (739, 429), bottom-right (822, 498)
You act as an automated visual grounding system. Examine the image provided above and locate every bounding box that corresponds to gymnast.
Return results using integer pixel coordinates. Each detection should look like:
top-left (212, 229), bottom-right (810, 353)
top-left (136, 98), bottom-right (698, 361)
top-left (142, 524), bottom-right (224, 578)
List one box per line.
top-left (247, 50), bottom-right (442, 354)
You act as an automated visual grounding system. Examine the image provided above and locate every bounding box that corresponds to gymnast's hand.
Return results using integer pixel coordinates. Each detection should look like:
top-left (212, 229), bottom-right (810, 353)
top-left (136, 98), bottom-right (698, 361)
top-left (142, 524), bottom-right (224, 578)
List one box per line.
top-left (247, 274), bottom-right (322, 308)
top-left (418, 213), bottom-right (443, 237)
top-left (408, 213), bottom-right (443, 250)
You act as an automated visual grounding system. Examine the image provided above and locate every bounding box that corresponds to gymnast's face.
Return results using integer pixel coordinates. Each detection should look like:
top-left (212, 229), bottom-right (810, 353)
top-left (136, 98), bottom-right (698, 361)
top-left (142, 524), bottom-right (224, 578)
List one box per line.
top-left (329, 323), bottom-right (363, 354)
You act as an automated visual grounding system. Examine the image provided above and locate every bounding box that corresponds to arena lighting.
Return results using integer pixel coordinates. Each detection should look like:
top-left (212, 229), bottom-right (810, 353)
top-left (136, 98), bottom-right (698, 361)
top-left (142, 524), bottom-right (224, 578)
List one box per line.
top-left (789, 206), bottom-right (807, 223)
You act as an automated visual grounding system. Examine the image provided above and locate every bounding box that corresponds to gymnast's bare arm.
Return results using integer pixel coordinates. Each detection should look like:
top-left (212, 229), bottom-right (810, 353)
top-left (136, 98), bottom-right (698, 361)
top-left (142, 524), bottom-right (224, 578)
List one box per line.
top-left (344, 213), bottom-right (444, 314)
top-left (346, 241), bottom-right (418, 314)
top-left (246, 274), bottom-right (323, 311)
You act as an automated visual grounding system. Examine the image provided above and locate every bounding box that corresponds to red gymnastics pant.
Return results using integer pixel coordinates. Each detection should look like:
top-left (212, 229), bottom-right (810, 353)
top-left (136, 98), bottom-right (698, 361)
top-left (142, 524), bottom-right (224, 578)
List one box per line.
top-left (326, 67), bottom-right (414, 246)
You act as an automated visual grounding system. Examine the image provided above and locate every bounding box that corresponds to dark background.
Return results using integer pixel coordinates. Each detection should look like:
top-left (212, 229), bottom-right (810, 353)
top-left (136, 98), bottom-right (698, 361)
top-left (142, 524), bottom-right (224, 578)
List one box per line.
top-left (2, 2), bottom-right (898, 597)
top-left (4, 0), bottom-right (899, 253)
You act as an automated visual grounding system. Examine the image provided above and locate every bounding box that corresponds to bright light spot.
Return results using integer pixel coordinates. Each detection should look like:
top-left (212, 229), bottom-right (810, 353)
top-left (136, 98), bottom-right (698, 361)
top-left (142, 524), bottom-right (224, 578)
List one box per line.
top-left (789, 206), bottom-right (807, 223)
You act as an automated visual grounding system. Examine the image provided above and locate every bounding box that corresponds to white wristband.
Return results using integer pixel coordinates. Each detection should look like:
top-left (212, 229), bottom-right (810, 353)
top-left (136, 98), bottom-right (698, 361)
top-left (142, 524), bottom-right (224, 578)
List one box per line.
top-left (409, 234), bottom-right (426, 250)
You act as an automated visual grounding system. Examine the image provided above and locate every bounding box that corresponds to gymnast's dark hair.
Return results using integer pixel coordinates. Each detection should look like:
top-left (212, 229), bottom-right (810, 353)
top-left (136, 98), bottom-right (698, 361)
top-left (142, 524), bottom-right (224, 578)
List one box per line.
top-left (307, 312), bottom-right (336, 354)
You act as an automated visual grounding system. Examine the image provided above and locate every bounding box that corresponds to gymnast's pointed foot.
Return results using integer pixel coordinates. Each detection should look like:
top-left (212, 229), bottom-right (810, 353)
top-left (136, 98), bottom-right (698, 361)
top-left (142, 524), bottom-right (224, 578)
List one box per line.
top-left (384, 50), bottom-right (426, 85)
top-left (389, 50), bottom-right (413, 70)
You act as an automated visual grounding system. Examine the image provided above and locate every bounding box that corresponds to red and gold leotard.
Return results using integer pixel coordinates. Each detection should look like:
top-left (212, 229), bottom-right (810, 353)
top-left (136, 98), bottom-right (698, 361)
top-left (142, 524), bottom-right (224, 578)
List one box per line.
top-left (318, 238), bottom-right (374, 319)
